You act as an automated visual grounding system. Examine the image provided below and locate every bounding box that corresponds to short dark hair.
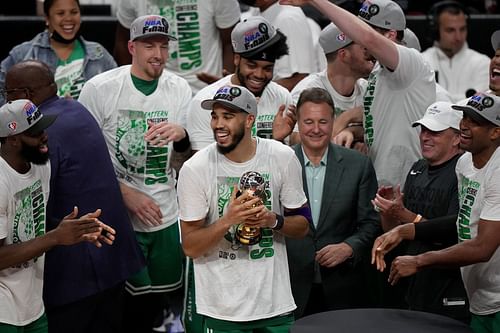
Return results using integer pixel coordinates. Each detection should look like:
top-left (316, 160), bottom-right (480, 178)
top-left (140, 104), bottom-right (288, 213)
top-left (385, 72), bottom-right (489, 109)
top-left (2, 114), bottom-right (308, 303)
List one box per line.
top-left (371, 25), bottom-right (405, 42)
top-left (296, 87), bottom-right (335, 118)
top-left (44, 0), bottom-right (80, 16)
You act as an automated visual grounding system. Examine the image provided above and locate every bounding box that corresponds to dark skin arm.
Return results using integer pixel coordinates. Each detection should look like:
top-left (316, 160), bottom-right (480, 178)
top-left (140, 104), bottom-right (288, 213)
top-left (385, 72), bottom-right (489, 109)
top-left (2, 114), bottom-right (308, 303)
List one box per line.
top-left (0, 207), bottom-right (115, 271)
top-left (275, 73), bottom-right (308, 92)
top-left (219, 26), bottom-right (235, 74)
top-left (389, 219), bottom-right (500, 285)
top-left (113, 23), bottom-right (132, 65)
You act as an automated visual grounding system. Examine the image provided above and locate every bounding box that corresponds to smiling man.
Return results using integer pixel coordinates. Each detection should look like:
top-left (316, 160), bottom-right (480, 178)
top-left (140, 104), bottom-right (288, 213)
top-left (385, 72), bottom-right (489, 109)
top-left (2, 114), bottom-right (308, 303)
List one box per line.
top-left (287, 87), bottom-right (380, 317)
top-left (0, 99), bottom-right (115, 333)
top-left (372, 101), bottom-right (469, 322)
top-left (78, 15), bottom-right (192, 333)
top-left (178, 84), bottom-right (310, 332)
top-left (187, 16), bottom-right (292, 152)
top-left (371, 29), bottom-right (500, 333)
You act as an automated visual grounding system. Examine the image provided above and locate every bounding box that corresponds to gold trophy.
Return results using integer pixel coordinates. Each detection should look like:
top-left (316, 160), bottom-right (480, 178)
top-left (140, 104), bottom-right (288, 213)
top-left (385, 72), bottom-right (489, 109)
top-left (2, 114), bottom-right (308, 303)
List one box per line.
top-left (234, 171), bottom-right (268, 246)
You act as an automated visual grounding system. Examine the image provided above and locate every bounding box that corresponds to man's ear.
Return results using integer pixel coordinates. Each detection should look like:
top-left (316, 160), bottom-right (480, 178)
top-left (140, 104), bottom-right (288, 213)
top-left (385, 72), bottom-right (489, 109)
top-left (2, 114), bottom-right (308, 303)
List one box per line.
top-left (234, 54), bottom-right (241, 69)
top-left (246, 114), bottom-right (256, 129)
top-left (490, 126), bottom-right (500, 141)
top-left (127, 41), bottom-right (135, 57)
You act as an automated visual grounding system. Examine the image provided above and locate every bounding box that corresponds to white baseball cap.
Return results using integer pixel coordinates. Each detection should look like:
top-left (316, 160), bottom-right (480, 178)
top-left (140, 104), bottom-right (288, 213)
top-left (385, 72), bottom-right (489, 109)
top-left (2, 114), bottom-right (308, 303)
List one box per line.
top-left (412, 101), bottom-right (462, 131)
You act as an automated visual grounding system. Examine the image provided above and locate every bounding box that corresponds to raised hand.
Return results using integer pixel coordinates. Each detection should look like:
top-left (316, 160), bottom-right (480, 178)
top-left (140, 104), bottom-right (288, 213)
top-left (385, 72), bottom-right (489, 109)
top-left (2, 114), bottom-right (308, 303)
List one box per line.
top-left (145, 120), bottom-right (186, 146)
top-left (272, 104), bottom-right (296, 142)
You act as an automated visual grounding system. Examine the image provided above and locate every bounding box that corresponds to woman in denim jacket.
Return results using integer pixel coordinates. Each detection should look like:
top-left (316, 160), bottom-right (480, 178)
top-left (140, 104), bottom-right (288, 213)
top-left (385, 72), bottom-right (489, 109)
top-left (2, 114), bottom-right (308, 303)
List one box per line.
top-left (0, 0), bottom-right (116, 104)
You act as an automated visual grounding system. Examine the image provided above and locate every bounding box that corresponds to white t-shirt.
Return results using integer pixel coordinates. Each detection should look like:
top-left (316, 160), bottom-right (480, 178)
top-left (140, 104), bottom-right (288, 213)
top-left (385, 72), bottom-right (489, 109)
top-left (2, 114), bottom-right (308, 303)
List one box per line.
top-left (306, 18), bottom-right (327, 73)
top-left (0, 158), bottom-right (50, 326)
top-left (187, 75), bottom-right (292, 151)
top-left (177, 138), bottom-right (307, 321)
top-left (78, 65), bottom-right (192, 232)
top-left (455, 148), bottom-right (500, 315)
top-left (291, 70), bottom-right (367, 116)
top-left (422, 43), bottom-right (490, 102)
top-left (116, 0), bottom-right (240, 94)
top-left (363, 45), bottom-right (436, 187)
top-left (259, 2), bottom-right (316, 80)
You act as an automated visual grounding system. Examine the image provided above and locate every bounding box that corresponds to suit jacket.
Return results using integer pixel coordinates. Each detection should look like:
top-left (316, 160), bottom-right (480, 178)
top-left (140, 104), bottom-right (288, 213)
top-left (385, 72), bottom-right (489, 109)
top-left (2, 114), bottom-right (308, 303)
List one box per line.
top-left (287, 143), bottom-right (381, 317)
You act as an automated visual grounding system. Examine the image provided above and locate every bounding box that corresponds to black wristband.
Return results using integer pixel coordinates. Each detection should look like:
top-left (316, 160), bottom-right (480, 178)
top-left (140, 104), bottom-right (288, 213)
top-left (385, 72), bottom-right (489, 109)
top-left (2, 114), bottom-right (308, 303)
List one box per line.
top-left (273, 214), bottom-right (285, 230)
top-left (173, 129), bottom-right (190, 152)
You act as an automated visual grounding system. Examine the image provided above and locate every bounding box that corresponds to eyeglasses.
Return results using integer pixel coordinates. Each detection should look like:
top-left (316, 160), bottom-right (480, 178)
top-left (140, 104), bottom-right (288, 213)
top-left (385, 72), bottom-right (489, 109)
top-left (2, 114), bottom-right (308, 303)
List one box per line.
top-left (1, 87), bottom-right (31, 99)
top-left (1, 83), bottom-right (54, 99)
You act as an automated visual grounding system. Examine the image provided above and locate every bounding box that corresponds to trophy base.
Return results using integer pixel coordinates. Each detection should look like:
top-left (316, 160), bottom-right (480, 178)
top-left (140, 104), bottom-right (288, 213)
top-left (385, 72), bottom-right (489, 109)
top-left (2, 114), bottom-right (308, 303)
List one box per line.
top-left (235, 224), bottom-right (262, 245)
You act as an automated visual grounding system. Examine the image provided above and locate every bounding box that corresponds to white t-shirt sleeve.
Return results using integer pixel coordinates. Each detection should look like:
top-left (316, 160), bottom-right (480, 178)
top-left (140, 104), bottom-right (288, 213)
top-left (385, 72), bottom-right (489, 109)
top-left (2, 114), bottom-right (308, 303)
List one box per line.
top-left (0, 179), bottom-right (8, 240)
top-left (214, 0), bottom-right (240, 29)
top-left (116, 0), bottom-right (137, 28)
top-left (187, 94), bottom-right (213, 151)
top-left (480, 165), bottom-right (500, 222)
top-left (280, 152), bottom-right (307, 209)
top-left (176, 79), bottom-right (194, 129)
top-left (272, 12), bottom-right (315, 80)
top-left (177, 162), bottom-right (209, 222)
top-left (78, 80), bottom-right (104, 127)
top-left (385, 45), bottom-right (434, 90)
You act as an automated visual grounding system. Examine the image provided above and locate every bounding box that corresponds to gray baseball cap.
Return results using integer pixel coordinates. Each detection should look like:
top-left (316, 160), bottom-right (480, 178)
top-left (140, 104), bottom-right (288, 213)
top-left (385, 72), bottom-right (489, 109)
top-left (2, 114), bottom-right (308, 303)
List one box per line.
top-left (412, 101), bottom-right (462, 131)
top-left (402, 28), bottom-right (421, 51)
top-left (319, 23), bottom-right (353, 55)
top-left (358, 0), bottom-right (406, 31)
top-left (452, 92), bottom-right (500, 127)
top-left (0, 99), bottom-right (57, 137)
top-left (231, 16), bottom-right (281, 57)
top-left (492, 30), bottom-right (500, 51)
top-left (130, 15), bottom-right (177, 41)
top-left (201, 85), bottom-right (258, 117)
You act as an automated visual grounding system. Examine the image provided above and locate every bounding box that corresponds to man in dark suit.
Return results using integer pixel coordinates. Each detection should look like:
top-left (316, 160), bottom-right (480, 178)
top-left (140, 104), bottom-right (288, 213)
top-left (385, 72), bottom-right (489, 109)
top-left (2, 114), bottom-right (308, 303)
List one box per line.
top-left (287, 87), bottom-right (381, 318)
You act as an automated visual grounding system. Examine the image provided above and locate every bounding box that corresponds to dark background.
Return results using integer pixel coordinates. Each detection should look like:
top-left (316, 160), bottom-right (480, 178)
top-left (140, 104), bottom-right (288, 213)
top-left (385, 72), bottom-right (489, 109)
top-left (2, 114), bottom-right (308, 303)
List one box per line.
top-left (0, 14), bottom-right (499, 63)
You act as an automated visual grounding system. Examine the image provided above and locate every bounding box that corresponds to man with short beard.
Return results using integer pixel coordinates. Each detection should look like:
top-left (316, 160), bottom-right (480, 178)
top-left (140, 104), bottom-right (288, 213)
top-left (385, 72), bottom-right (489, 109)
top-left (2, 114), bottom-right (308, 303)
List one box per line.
top-left (79, 15), bottom-right (192, 333)
top-left (3, 59), bottom-right (145, 333)
top-left (187, 16), bottom-right (292, 152)
top-left (178, 84), bottom-right (311, 332)
top-left (0, 99), bottom-right (115, 332)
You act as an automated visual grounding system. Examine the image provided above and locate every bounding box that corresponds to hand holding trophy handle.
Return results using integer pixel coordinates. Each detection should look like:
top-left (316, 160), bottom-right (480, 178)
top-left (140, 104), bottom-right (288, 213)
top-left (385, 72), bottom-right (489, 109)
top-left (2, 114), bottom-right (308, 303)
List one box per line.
top-left (234, 171), bottom-right (268, 246)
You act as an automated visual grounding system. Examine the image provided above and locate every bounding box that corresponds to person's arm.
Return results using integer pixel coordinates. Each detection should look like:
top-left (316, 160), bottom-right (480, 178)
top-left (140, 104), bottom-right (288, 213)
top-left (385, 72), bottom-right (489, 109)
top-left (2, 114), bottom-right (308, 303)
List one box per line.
top-left (113, 23), bottom-right (132, 66)
top-left (389, 219), bottom-right (500, 284)
top-left (332, 106), bottom-right (363, 137)
top-left (275, 73), bottom-right (308, 92)
top-left (119, 182), bottom-right (162, 227)
top-left (371, 222), bottom-right (415, 271)
top-left (219, 26), bottom-right (235, 74)
top-left (180, 190), bottom-right (267, 258)
top-left (413, 214), bottom-right (457, 244)
top-left (0, 207), bottom-right (115, 271)
top-left (279, 0), bottom-right (399, 70)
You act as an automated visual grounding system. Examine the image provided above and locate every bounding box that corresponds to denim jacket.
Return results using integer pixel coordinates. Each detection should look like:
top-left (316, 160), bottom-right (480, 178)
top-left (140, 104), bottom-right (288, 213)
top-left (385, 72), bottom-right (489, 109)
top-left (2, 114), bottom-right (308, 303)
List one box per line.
top-left (0, 31), bottom-right (116, 104)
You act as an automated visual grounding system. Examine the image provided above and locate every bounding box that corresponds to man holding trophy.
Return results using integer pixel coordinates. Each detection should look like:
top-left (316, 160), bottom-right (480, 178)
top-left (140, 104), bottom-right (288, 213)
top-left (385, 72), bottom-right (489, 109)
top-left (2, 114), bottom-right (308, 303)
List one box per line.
top-left (177, 84), bottom-right (311, 332)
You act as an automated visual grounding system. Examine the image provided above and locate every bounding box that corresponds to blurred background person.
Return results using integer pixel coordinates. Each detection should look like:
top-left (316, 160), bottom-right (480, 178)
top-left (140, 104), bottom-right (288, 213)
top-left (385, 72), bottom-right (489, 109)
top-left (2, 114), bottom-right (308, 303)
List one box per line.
top-left (0, 0), bottom-right (116, 104)
top-left (422, 1), bottom-right (490, 102)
